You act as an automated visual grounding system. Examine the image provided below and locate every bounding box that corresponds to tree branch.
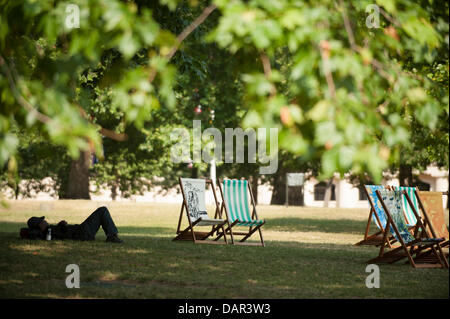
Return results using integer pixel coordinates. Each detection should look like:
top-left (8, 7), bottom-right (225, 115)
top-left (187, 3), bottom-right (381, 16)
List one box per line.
top-left (99, 127), bottom-right (128, 142)
top-left (77, 106), bottom-right (128, 141)
top-left (2, 4), bottom-right (219, 144)
top-left (379, 7), bottom-right (401, 27)
top-left (260, 51), bottom-right (277, 97)
top-left (339, 0), bottom-right (394, 83)
top-left (167, 4), bottom-right (217, 60)
top-left (339, 0), bottom-right (357, 51)
top-left (1, 54), bottom-right (128, 143)
top-left (148, 4), bottom-right (217, 83)
top-left (0, 54), bottom-right (53, 124)
top-left (319, 40), bottom-right (336, 99)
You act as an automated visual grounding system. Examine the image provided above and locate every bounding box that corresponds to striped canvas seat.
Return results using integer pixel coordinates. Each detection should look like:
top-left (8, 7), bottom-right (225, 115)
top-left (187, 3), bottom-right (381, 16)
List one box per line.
top-left (392, 186), bottom-right (418, 226)
top-left (222, 179), bottom-right (264, 226)
top-left (217, 178), bottom-right (265, 246)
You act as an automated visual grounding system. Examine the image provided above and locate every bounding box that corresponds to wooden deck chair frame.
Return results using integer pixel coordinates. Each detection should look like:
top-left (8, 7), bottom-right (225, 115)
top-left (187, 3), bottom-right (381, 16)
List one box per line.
top-left (217, 178), bottom-right (265, 247)
top-left (367, 189), bottom-right (447, 269)
top-left (409, 190), bottom-right (449, 261)
top-left (173, 177), bottom-right (228, 245)
top-left (354, 185), bottom-right (396, 248)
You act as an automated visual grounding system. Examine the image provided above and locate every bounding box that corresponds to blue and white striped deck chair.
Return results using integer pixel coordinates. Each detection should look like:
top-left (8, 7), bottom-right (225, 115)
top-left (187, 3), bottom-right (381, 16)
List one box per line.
top-left (217, 179), bottom-right (265, 246)
top-left (367, 189), bottom-right (447, 268)
top-left (355, 185), bottom-right (396, 247)
top-left (392, 186), bottom-right (419, 227)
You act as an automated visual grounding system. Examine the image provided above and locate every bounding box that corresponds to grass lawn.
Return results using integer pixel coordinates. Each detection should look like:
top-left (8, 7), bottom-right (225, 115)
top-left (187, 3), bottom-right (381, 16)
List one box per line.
top-left (0, 200), bottom-right (448, 299)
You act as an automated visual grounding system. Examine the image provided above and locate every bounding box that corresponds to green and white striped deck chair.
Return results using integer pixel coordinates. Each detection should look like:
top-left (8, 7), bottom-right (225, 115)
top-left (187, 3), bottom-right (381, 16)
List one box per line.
top-left (217, 179), bottom-right (265, 246)
top-left (173, 178), bottom-right (228, 244)
top-left (367, 189), bottom-right (448, 268)
top-left (392, 186), bottom-right (419, 227)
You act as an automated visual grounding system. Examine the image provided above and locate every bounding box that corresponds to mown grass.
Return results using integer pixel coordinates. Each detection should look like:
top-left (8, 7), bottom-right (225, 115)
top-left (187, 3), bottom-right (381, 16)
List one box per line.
top-left (0, 200), bottom-right (448, 299)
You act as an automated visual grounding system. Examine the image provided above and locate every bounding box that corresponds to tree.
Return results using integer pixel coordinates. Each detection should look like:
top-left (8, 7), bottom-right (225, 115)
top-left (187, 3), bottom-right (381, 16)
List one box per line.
top-left (0, 132), bottom-right (70, 199)
top-left (392, 0), bottom-right (449, 186)
top-left (210, 0), bottom-right (449, 184)
top-left (0, 0), bottom-right (178, 199)
top-left (1, 0), bottom-right (449, 203)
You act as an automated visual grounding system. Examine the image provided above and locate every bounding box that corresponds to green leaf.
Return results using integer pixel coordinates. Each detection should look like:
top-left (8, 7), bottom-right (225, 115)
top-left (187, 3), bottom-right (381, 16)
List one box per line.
top-left (415, 103), bottom-right (441, 129)
top-left (307, 100), bottom-right (331, 121)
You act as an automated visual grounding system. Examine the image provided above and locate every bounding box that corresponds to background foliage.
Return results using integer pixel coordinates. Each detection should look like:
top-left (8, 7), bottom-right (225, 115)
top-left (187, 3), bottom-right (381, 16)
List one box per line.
top-left (1, 0), bottom-right (448, 201)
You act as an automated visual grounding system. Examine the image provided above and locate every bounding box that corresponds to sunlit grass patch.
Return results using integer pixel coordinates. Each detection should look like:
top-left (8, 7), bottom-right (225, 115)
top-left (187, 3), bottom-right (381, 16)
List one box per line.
top-left (0, 200), bottom-right (448, 299)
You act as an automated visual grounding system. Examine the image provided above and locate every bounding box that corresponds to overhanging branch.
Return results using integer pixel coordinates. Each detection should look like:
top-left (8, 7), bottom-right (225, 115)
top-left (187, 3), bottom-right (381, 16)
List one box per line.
top-left (148, 4), bottom-right (217, 83)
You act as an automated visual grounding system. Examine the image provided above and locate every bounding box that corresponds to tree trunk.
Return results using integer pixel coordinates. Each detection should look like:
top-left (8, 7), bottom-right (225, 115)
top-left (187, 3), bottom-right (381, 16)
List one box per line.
top-left (250, 175), bottom-right (258, 205)
top-left (323, 179), bottom-right (333, 208)
top-left (270, 171), bottom-right (303, 206)
top-left (399, 164), bottom-right (413, 186)
top-left (299, 185), bottom-right (304, 206)
top-left (111, 183), bottom-right (118, 201)
top-left (65, 150), bottom-right (91, 199)
top-left (270, 171), bottom-right (285, 205)
top-left (14, 181), bottom-right (19, 200)
top-left (191, 166), bottom-right (198, 179)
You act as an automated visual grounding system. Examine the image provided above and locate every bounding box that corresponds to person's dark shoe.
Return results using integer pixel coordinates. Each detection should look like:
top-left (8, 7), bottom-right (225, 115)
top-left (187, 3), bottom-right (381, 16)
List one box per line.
top-left (106, 234), bottom-right (123, 243)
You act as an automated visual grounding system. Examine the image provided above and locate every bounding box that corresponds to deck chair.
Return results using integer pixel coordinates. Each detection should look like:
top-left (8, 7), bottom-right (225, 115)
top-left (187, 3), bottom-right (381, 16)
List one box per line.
top-left (217, 179), bottom-right (265, 246)
top-left (367, 189), bottom-right (448, 268)
top-left (354, 185), bottom-right (396, 247)
top-left (173, 177), bottom-right (228, 244)
top-left (392, 186), bottom-right (419, 227)
top-left (414, 191), bottom-right (449, 260)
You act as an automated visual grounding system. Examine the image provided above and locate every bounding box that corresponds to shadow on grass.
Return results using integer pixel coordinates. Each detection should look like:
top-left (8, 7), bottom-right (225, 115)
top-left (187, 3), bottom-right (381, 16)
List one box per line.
top-left (0, 221), bottom-right (175, 237)
top-left (265, 217), bottom-right (368, 234)
top-left (119, 226), bottom-right (174, 236)
top-left (0, 216), bottom-right (368, 236)
top-left (0, 221), bottom-right (448, 299)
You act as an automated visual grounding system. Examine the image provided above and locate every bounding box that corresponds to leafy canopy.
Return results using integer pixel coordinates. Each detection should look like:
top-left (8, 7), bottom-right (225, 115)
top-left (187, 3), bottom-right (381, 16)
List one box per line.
top-left (1, 0), bottom-right (448, 186)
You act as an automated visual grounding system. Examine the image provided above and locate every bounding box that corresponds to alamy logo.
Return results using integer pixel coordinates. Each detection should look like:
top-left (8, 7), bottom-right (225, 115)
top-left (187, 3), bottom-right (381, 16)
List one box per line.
top-left (366, 4), bottom-right (380, 29)
top-left (365, 264), bottom-right (380, 288)
top-left (65, 4), bottom-right (80, 29)
top-left (170, 120), bottom-right (278, 174)
top-left (65, 264), bottom-right (80, 288)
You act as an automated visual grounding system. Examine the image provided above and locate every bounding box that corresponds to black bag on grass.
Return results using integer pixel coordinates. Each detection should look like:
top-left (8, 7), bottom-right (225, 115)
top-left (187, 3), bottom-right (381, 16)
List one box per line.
top-left (19, 227), bottom-right (43, 239)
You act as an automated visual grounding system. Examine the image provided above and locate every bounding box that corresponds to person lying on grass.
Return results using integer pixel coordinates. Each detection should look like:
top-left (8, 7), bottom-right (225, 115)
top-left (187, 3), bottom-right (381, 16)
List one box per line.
top-left (22, 206), bottom-right (123, 243)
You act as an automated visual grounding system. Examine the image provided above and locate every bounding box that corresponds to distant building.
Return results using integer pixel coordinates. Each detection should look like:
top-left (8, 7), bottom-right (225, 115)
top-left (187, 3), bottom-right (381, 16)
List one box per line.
top-left (3, 166), bottom-right (448, 209)
top-left (301, 165), bottom-right (448, 208)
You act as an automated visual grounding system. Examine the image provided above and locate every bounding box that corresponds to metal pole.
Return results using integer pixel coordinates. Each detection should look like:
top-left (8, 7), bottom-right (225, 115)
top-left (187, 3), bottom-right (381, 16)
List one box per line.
top-left (210, 158), bottom-right (216, 186)
top-left (209, 108), bottom-right (216, 186)
top-left (285, 173), bottom-right (289, 207)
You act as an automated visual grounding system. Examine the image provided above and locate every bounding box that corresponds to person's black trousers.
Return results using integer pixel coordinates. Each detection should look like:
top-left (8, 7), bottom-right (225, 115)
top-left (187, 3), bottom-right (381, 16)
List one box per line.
top-left (80, 206), bottom-right (118, 240)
